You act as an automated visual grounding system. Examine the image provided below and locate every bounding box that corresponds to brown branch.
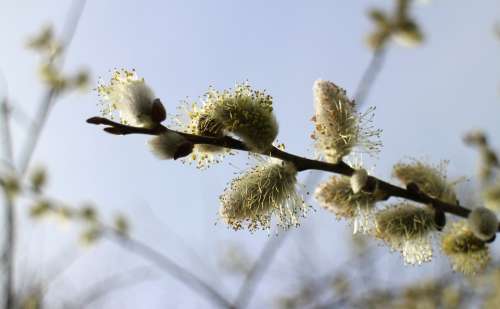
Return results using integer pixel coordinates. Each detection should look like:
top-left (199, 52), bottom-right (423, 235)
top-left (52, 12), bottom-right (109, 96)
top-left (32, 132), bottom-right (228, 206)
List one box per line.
top-left (87, 117), bottom-right (479, 228)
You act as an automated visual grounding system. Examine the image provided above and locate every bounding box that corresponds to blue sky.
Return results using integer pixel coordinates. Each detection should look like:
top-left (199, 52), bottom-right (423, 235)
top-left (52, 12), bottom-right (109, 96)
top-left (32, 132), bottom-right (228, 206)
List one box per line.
top-left (1, 0), bottom-right (500, 307)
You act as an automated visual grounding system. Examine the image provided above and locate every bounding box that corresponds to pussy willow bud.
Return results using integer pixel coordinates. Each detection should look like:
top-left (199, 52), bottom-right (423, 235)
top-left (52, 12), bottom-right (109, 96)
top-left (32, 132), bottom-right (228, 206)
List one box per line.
top-left (393, 20), bottom-right (424, 48)
top-left (80, 226), bottom-right (102, 246)
top-left (2, 175), bottom-right (20, 200)
top-left (97, 69), bottom-right (157, 127)
top-left (350, 168), bottom-right (368, 194)
top-left (27, 25), bottom-right (61, 57)
top-left (375, 203), bottom-right (436, 265)
top-left (219, 159), bottom-right (307, 232)
top-left (30, 200), bottom-right (51, 218)
top-left (80, 206), bottom-right (97, 222)
top-left (468, 207), bottom-right (498, 242)
top-left (442, 221), bottom-right (490, 275)
top-left (484, 185), bottom-right (500, 211)
top-left (463, 130), bottom-right (487, 147)
top-left (30, 166), bottom-right (47, 193)
top-left (72, 70), bottom-right (90, 90)
top-left (312, 80), bottom-right (381, 163)
top-left (148, 131), bottom-right (192, 160)
top-left (393, 160), bottom-right (457, 204)
top-left (315, 176), bottom-right (379, 234)
top-left (151, 98), bottom-right (167, 123)
top-left (210, 83), bottom-right (278, 152)
top-left (368, 9), bottom-right (389, 27)
top-left (114, 214), bottom-right (130, 237)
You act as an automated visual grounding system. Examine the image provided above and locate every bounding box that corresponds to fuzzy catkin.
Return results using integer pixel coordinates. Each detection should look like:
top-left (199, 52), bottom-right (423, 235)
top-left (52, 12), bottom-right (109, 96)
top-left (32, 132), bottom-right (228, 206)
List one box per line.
top-left (375, 203), bottom-right (436, 265)
top-left (392, 160), bottom-right (457, 204)
top-left (148, 131), bottom-right (188, 160)
top-left (315, 176), bottom-right (378, 234)
top-left (97, 69), bottom-right (156, 127)
top-left (312, 80), bottom-right (381, 163)
top-left (467, 207), bottom-right (498, 241)
top-left (441, 221), bottom-right (490, 276)
top-left (219, 159), bottom-right (307, 232)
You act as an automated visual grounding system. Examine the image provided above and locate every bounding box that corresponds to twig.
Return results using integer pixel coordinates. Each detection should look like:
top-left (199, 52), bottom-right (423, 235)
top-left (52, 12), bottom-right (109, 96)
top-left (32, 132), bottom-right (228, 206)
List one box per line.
top-left (1, 197), bottom-right (15, 309)
top-left (1, 100), bottom-right (13, 165)
top-left (234, 233), bottom-right (288, 309)
top-left (18, 0), bottom-right (87, 175)
top-left (87, 117), bottom-right (477, 223)
top-left (70, 266), bottom-right (157, 307)
top-left (0, 98), bottom-right (15, 309)
top-left (1, 1), bottom-right (86, 307)
top-left (354, 47), bottom-right (388, 107)
top-left (105, 230), bottom-right (234, 309)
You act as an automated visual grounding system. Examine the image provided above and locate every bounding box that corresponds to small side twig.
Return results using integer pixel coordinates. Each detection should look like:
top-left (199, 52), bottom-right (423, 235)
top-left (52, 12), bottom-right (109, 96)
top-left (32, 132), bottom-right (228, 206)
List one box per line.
top-left (354, 46), bottom-right (388, 107)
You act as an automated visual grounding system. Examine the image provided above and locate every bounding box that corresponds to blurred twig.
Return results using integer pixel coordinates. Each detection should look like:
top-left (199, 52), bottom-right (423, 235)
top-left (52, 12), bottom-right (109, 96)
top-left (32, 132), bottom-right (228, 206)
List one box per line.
top-left (106, 230), bottom-right (233, 308)
top-left (0, 1), bottom-right (86, 308)
top-left (1, 98), bottom-right (15, 308)
top-left (354, 47), bottom-right (388, 107)
top-left (70, 266), bottom-right (157, 308)
top-left (18, 0), bottom-right (87, 175)
top-left (1, 100), bottom-right (13, 165)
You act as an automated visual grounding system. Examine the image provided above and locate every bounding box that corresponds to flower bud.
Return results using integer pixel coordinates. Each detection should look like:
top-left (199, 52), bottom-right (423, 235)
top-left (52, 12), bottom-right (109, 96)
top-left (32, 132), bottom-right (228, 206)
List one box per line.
top-left (312, 80), bottom-right (381, 163)
top-left (484, 185), bottom-right (500, 211)
top-left (393, 20), bottom-right (424, 48)
top-left (393, 160), bottom-right (457, 204)
top-left (350, 168), bottom-right (368, 194)
top-left (442, 221), bottom-right (490, 275)
top-left (315, 176), bottom-right (379, 234)
top-left (468, 207), bottom-right (498, 241)
top-left (211, 83), bottom-right (278, 152)
top-left (219, 159), bottom-right (307, 231)
top-left (97, 69), bottom-right (157, 127)
top-left (148, 131), bottom-right (192, 160)
top-left (30, 166), bottom-right (47, 193)
top-left (375, 203), bottom-right (436, 265)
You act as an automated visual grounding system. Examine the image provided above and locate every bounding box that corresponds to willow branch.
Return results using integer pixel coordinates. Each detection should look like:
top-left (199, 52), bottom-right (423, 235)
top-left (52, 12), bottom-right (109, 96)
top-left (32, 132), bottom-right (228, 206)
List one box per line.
top-left (353, 47), bottom-right (388, 107)
top-left (18, 0), bottom-right (87, 175)
top-left (1, 100), bottom-right (13, 165)
top-left (104, 230), bottom-right (233, 309)
top-left (87, 117), bottom-right (479, 228)
top-left (0, 99), bottom-right (15, 309)
top-left (71, 267), bottom-right (156, 307)
top-left (233, 233), bottom-right (288, 309)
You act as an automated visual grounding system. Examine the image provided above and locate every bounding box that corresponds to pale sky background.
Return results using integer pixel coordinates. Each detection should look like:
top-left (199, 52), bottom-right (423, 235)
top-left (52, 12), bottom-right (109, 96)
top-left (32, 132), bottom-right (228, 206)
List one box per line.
top-left (1, 0), bottom-right (500, 308)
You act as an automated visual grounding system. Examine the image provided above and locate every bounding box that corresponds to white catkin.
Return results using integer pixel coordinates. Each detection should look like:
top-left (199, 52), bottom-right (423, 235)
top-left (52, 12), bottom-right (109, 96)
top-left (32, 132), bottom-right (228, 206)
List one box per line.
top-left (97, 69), bottom-right (156, 127)
top-left (148, 131), bottom-right (187, 160)
top-left (350, 168), bottom-right (368, 194)
top-left (468, 207), bottom-right (498, 241)
top-left (219, 159), bottom-right (308, 231)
